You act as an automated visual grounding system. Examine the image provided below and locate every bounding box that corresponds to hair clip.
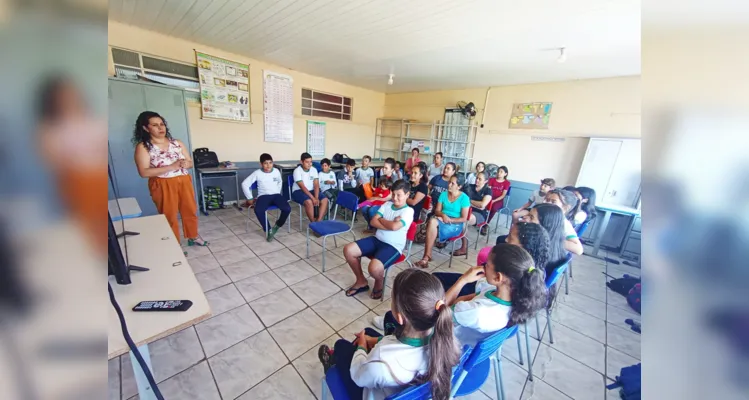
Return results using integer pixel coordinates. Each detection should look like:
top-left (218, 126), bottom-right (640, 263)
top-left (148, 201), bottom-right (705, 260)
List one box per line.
top-left (528, 266), bottom-right (536, 273)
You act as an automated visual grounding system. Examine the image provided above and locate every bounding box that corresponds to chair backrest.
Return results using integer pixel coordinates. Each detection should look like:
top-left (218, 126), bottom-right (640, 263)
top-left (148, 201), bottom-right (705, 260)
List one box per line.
top-left (287, 174), bottom-right (294, 198)
top-left (407, 221), bottom-right (418, 241)
top-left (576, 220), bottom-right (591, 237)
top-left (335, 190), bottom-right (359, 213)
top-left (384, 345), bottom-right (471, 400)
top-left (423, 195), bottom-right (432, 212)
top-left (462, 325), bottom-right (518, 372)
top-left (312, 161), bottom-right (322, 172)
top-left (546, 252), bottom-right (573, 288)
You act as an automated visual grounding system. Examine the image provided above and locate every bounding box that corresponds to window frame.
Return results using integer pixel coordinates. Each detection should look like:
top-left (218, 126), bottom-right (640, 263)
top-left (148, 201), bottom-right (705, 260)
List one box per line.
top-left (301, 87), bottom-right (353, 121)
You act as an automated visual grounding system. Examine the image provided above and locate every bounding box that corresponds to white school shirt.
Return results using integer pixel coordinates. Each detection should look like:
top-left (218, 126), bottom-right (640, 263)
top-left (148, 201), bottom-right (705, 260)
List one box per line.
top-left (564, 219), bottom-right (579, 240)
top-left (292, 166), bottom-right (319, 192)
top-left (355, 167), bottom-right (375, 185)
top-left (350, 335), bottom-right (429, 400)
top-left (452, 286), bottom-right (512, 347)
top-left (318, 170), bottom-right (337, 191)
top-left (574, 211), bottom-right (587, 226)
top-left (374, 202), bottom-right (414, 253)
top-left (241, 168), bottom-right (282, 199)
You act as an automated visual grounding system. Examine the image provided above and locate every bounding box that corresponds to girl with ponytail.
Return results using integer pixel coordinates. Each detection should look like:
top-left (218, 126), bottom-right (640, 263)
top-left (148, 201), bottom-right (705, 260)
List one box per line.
top-left (319, 269), bottom-right (460, 400)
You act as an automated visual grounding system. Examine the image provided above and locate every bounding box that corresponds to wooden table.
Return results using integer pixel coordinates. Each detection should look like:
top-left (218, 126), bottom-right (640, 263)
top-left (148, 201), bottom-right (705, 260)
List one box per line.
top-left (109, 197), bottom-right (142, 221)
top-left (109, 215), bottom-right (211, 399)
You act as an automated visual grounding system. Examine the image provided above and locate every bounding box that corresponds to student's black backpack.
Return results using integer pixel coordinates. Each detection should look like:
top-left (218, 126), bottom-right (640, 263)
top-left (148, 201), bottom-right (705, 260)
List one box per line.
top-left (193, 147), bottom-right (219, 168)
top-left (332, 153), bottom-right (351, 164)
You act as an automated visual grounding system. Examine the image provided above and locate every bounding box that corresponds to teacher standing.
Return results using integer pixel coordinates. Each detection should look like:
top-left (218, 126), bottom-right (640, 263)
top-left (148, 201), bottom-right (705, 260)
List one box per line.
top-left (133, 111), bottom-right (208, 248)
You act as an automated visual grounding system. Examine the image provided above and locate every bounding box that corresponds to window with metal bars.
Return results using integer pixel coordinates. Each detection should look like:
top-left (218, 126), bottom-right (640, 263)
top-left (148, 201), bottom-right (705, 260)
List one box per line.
top-left (111, 47), bottom-right (201, 103)
top-left (301, 88), bottom-right (352, 120)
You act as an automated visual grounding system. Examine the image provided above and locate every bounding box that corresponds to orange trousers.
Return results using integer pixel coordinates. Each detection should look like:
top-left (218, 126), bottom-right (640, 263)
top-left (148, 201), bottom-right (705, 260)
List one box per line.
top-left (148, 175), bottom-right (199, 242)
top-left (59, 170), bottom-right (107, 254)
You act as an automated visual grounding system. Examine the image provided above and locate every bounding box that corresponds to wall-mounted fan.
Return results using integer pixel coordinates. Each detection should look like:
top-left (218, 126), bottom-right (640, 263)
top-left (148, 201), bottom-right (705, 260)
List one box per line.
top-left (456, 101), bottom-right (477, 119)
top-left (485, 163), bottom-right (500, 178)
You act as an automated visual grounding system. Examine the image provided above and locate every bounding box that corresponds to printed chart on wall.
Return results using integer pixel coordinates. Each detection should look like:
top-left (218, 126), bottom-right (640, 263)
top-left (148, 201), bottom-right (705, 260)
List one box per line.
top-left (263, 71), bottom-right (294, 143)
top-left (508, 102), bottom-right (552, 129)
top-left (306, 121), bottom-right (326, 158)
top-left (195, 51), bottom-right (251, 122)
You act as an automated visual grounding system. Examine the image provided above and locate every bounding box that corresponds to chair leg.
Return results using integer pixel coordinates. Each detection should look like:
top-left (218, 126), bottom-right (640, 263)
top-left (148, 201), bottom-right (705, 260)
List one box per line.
top-left (568, 260), bottom-right (573, 278)
top-left (516, 332), bottom-right (524, 365)
top-left (449, 241), bottom-right (455, 268)
top-left (321, 236), bottom-right (327, 273)
top-left (299, 205), bottom-right (303, 231)
top-left (547, 307), bottom-right (555, 344)
top-left (382, 268), bottom-right (388, 302)
top-left (495, 356), bottom-right (506, 400)
top-left (306, 227), bottom-right (310, 258)
top-left (524, 323), bottom-right (534, 381)
top-left (564, 268), bottom-right (570, 295)
top-left (535, 317), bottom-right (542, 341)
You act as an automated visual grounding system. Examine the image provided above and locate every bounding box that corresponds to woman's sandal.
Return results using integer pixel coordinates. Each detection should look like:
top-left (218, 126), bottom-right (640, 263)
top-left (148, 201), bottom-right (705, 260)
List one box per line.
top-left (345, 285), bottom-right (370, 297)
top-left (188, 238), bottom-right (209, 246)
top-left (370, 288), bottom-right (384, 300)
top-left (452, 249), bottom-right (468, 257)
top-left (414, 256), bottom-right (431, 269)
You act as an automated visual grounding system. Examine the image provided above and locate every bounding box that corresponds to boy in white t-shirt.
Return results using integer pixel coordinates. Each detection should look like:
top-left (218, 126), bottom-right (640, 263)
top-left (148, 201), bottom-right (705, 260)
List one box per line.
top-left (240, 153), bottom-right (291, 241)
top-left (342, 180), bottom-right (414, 300)
top-left (292, 152), bottom-right (329, 222)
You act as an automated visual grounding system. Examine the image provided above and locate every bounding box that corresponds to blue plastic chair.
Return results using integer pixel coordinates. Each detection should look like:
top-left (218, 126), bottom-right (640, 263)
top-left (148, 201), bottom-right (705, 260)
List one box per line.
top-left (313, 161), bottom-right (323, 172)
top-left (247, 181), bottom-right (291, 234)
top-left (452, 325), bottom-right (521, 400)
top-left (306, 191), bottom-right (358, 271)
top-left (566, 219), bottom-right (591, 284)
top-left (492, 187), bottom-right (512, 233)
top-left (322, 345), bottom-right (472, 400)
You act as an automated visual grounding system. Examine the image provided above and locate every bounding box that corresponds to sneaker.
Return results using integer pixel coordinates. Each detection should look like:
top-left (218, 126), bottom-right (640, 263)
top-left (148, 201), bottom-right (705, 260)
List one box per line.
top-left (318, 344), bottom-right (335, 373)
top-left (372, 315), bottom-right (385, 331)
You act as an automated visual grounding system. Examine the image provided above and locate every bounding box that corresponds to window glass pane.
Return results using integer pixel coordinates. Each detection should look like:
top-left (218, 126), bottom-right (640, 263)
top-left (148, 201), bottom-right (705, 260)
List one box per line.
top-left (302, 99), bottom-right (312, 108)
top-left (343, 97), bottom-right (352, 106)
top-left (343, 106), bottom-right (351, 114)
top-left (302, 108), bottom-right (312, 116)
top-left (342, 114), bottom-right (351, 120)
top-left (302, 89), bottom-right (312, 99)
top-left (312, 92), bottom-right (343, 104)
top-left (312, 110), bottom-right (343, 119)
top-left (313, 101), bottom-right (342, 112)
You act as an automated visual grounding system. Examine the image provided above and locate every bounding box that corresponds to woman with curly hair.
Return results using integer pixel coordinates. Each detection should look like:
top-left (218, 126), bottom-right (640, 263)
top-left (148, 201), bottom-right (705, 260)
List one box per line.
top-left (132, 111), bottom-right (207, 248)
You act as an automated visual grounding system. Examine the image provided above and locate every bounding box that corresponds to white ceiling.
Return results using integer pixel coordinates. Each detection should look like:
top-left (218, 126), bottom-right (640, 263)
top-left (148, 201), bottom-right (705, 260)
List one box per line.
top-left (109, 0), bottom-right (641, 93)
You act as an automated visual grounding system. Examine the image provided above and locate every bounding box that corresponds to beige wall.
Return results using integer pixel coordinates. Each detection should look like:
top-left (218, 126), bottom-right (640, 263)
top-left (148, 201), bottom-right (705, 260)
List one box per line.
top-left (383, 77), bottom-right (641, 185)
top-left (108, 21), bottom-right (385, 162)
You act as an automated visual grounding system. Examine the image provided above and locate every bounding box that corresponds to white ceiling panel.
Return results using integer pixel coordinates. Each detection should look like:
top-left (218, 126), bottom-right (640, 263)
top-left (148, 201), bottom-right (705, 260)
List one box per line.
top-left (109, 0), bottom-right (641, 93)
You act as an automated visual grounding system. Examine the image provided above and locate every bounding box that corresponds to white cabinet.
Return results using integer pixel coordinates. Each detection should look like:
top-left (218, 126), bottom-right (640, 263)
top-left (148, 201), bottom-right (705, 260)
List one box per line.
top-left (576, 138), bottom-right (641, 208)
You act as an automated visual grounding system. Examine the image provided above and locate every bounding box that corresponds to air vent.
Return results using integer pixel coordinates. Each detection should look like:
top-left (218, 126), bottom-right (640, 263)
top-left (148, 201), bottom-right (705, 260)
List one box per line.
top-left (142, 56), bottom-right (198, 79)
top-left (111, 48), bottom-right (140, 68)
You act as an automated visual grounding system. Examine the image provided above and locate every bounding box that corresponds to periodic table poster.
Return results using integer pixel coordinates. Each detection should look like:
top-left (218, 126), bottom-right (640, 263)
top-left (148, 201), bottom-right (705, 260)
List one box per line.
top-left (263, 71), bottom-right (294, 143)
top-left (195, 51), bottom-right (251, 122)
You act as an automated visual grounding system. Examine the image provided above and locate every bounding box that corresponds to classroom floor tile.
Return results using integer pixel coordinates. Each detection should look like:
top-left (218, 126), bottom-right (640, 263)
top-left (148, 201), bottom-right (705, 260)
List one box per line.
top-left (111, 209), bottom-right (641, 400)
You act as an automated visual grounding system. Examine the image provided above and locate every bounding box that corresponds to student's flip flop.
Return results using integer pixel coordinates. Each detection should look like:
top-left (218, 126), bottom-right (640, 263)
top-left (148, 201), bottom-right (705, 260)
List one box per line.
top-left (370, 288), bottom-right (383, 300)
top-left (345, 285), bottom-right (370, 297)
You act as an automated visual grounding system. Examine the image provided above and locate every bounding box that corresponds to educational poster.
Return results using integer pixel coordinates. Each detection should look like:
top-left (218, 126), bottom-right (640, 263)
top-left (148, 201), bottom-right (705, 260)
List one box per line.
top-left (263, 71), bottom-right (294, 143)
top-left (306, 121), bottom-right (326, 158)
top-left (509, 102), bottom-right (552, 129)
top-left (195, 51), bottom-right (251, 122)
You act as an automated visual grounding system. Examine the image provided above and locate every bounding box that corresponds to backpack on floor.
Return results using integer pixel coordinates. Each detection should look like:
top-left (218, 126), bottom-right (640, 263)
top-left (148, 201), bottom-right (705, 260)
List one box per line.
top-left (203, 186), bottom-right (224, 210)
top-left (607, 363), bottom-right (641, 400)
top-left (627, 283), bottom-right (641, 314)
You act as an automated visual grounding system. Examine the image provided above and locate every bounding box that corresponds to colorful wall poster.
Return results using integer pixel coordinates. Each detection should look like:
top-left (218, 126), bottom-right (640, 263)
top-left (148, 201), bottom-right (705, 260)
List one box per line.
top-left (509, 102), bottom-right (552, 129)
top-left (195, 51), bottom-right (251, 122)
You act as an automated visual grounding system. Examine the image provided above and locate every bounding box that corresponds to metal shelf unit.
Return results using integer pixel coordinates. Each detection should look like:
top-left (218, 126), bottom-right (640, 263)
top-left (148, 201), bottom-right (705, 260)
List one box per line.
top-left (374, 118), bottom-right (407, 160)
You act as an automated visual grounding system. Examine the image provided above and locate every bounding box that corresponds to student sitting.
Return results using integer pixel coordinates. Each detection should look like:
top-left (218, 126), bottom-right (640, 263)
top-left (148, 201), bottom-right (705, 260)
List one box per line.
top-left (452, 171), bottom-right (492, 256)
top-left (362, 158), bottom-right (397, 233)
top-left (393, 161), bottom-right (404, 180)
top-left (574, 186), bottom-right (597, 226)
top-left (240, 153), bottom-right (291, 241)
top-left (343, 180), bottom-right (414, 300)
top-left (464, 161), bottom-right (486, 185)
top-left (427, 161), bottom-right (456, 206)
top-left (338, 159), bottom-right (358, 191)
top-left (486, 166), bottom-right (511, 229)
top-left (512, 177), bottom-right (555, 222)
top-left (359, 180), bottom-right (392, 209)
top-left (478, 222), bottom-right (551, 272)
top-left (406, 164), bottom-right (428, 220)
top-left (353, 155), bottom-right (376, 202)
top-left (319, 158), bottom-right (338, 203)
top-left (319, 269), bottom-right (461, 400)
top-left (291, 152), bottom-right (329, 223)
top-left (374, 244), bottom-right (547, 348)
top-left (517, 203), bottom-right (572, 276)
top-left (544, 189), bottom-right (584, 255)
top-left (404, 148), bottom-right (421, 176)
top-left (427, 152), bottom-right (444, 181)
top-left (414, 175), bottom-right (470, 269)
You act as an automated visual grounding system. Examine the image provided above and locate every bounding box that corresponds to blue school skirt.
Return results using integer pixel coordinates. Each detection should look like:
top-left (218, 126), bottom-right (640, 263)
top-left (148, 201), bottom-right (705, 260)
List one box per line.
top-left (437, 219), bottom-right (465, 242)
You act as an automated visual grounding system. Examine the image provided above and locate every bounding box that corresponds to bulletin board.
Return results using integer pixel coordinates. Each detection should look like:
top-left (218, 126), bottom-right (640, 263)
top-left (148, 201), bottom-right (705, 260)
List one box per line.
top-left (195, 51), bottom-right (251, 122)
top-left (509, 102), bottom-right (552, 129)
top-left (306, 121), bottom-right (326, 158)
